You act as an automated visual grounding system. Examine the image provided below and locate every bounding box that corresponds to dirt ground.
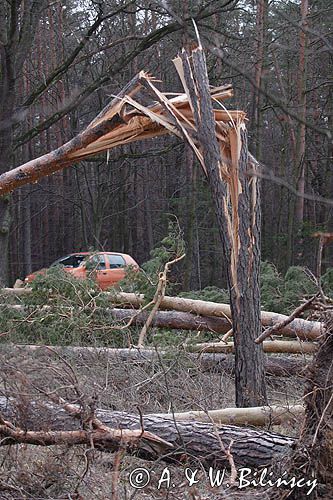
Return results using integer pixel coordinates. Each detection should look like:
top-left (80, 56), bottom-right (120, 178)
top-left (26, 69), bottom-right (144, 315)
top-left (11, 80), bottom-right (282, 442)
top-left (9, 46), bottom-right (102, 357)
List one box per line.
top-left (0, 346), bottom-right (306, 499)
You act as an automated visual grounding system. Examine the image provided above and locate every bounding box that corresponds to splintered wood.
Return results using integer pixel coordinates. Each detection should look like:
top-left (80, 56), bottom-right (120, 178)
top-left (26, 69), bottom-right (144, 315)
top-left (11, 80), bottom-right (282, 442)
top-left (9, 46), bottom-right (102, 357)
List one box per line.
top-left (0, 68), bottom-right (246, 196)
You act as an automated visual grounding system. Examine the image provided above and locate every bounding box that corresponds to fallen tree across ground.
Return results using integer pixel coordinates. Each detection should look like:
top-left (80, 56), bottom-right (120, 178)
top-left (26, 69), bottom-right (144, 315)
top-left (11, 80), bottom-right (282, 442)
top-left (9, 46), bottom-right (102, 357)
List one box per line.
top-left (188, 339), bottom-right (317, 354)
top-left (0, 304), bottom-right (318, 355)
top-left (0, 288), bottom-right (323, 340)
top-left (201, 353), bottom-right (309, 377)
top-left (156, 404), bottom-right (304, 426)
top-left (110, 292), bottom-right (323, 340)
top-left (2, 344), bottom-right (309, 377)
top-left (0, 303), bottom-right (231, 334)
top-left (0, 396), bottom-right (295, 468)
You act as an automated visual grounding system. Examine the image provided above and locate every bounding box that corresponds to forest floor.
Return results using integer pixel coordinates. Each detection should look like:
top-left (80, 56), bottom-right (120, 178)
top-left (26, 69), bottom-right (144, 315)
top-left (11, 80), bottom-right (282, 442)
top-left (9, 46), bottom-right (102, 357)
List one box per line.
top-left (0, 346), bottom-right (305, 499)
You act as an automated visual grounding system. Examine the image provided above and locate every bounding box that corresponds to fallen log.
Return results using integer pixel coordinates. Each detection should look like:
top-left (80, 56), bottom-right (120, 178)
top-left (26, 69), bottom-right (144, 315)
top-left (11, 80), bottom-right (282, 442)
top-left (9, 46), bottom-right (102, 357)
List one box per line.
top-left (2, 344), bottom-right (309, 377)
top-left (0, 287), bottom-right (30, 296)
top-left (1, 315), bottom-right (316, 353)
top-left (0, 289), bottom-right (323, 340)
top-left (255, 295), bottom-right (318, 344)
top-left (157, 404), bottom-right (304, 426)
top-left (0, 303), bottom-right (231, 334)
top-left (189, 339), bottom-right (317, 354)
top-left (110, 292), bottom-right (323, 340)
top-left (0, 396), bottom-right (295, 468)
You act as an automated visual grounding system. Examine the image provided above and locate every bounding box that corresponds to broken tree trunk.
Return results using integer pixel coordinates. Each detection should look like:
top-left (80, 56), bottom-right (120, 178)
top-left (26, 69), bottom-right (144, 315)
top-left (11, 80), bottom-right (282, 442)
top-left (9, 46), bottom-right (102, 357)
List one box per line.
top-left (0, 396), bottom-right (295, 468)
top-left (0, 74), bottom-right (144, 196)
top-left (177, 46), bottom-right (266, 407)
top-left (0, 73), bottom-right (236, 198)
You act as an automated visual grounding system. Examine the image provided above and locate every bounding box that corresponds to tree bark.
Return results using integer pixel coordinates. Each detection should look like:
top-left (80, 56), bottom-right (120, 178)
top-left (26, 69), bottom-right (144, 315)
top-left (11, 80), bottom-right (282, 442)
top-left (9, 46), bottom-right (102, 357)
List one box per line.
top-left (230, 128), bottom-right (267, 407)
top-left (0, 74), bottom-right (143, 196)
top-left (0, 288), bottom-right (323, 340)
top-left (190, 339), bottom-right (317, 355)
top-left (270, 317), bottom-right (332, 498)
top-left (109, 292), bottom-right (322, 340)
top-left (285, 320), bottom-right (333, 496)
top-left (0, 396), bottom-right (295, 468)
top-left (0, 47), bottom-right (15, 285)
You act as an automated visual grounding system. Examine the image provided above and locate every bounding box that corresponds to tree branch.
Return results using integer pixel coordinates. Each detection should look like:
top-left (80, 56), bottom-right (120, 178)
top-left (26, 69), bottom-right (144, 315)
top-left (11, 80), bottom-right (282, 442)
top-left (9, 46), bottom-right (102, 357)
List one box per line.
top-left (21, 1), bottom-right (137, 109)
top-left (14, 7), bottom-right (238, 147)
top-left (204, 39), bottom-right (332, 139)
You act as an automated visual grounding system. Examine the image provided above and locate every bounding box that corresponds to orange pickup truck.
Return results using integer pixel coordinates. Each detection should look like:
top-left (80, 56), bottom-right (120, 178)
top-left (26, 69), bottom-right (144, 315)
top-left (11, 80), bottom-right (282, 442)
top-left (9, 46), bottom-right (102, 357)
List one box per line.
top-left (24, 252), bottom-right (139, 290)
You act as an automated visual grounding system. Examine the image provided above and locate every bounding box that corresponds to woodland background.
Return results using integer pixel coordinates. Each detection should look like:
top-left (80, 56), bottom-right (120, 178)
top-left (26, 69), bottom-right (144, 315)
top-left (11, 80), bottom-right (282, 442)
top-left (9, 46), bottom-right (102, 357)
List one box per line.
top-left (1, 0), bottom-right (332, 289)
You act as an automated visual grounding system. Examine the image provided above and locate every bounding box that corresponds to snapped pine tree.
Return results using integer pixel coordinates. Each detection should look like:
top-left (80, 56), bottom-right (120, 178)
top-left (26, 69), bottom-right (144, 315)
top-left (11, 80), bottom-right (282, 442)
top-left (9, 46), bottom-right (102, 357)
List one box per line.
top-left (0, 48), bottom-right (269, 406)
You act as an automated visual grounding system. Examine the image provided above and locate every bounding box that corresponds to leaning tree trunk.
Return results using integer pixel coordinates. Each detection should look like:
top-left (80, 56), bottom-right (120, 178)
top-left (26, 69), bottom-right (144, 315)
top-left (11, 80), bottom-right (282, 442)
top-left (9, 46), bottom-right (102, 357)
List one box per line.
top-left (180, 46), bottom-right (267, 407)
top-left (271, 313), bottom-right (333, 499)
top-left (294, 316), bottom-right (333, 496)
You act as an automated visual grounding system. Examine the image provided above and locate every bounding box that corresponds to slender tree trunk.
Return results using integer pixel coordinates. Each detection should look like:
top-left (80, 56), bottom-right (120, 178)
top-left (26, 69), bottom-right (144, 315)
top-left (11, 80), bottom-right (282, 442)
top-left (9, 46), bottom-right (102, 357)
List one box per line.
top-left (0, 45), bottom-right (16, 284)
top-left (143, 163), bottom-right (154, 254)
top-left (252, 0), bottom-right (268, 160)
top-left (324, 85), bottom-right (333, 266)
top-left (183, 145), bottom-right (196, 289)
top-left (295, 0), bottom-right (309, 263)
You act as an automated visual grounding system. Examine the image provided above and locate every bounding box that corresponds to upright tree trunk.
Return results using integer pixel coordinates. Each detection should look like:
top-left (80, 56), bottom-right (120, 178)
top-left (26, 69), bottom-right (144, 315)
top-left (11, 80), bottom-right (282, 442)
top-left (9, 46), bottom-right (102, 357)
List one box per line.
top-left (181, 47), bottom-right (267, 407)
top-left (272, 50), bottom-right (298, 268)
top-left (324, 84), bottom-right (333, 266)
top-left (0, 48), bottom-right (15, 285)
top-left (143, 163), bottom-right (154, 255)
top-left (230, 131), bottom-right (267, 407)
top-left (294, 0), bottom-right (309, 263)
top-left (252, 0), bottom-right (268, 160)
top-left (183, 145), bottom-right (196, 290)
